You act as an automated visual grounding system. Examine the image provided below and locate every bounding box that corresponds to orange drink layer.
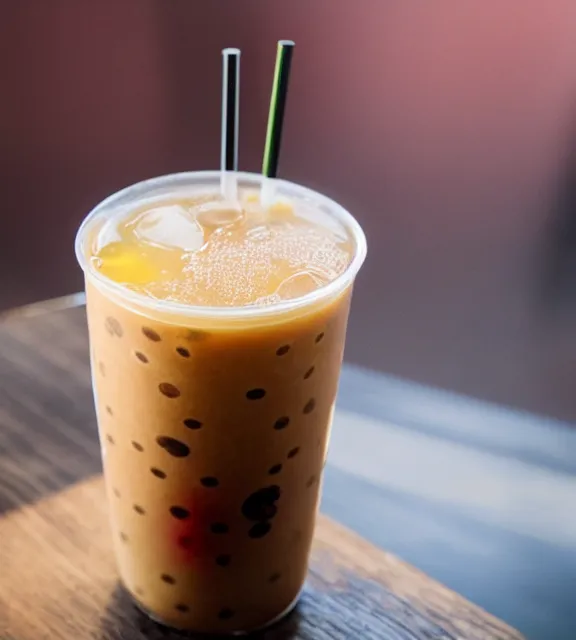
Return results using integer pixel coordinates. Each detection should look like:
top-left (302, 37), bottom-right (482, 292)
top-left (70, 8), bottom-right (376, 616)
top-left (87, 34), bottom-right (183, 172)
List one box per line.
top-left (75, 171), bottom-right (366, 634)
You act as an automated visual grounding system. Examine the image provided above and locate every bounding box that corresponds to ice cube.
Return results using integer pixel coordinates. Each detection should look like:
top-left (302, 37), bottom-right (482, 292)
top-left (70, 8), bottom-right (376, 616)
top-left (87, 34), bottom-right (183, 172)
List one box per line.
top-left (132, 205), bottom-right (204, 251)
top-left (195, 201), bottom-right (243, 229)
top-left (274, 271), bottom-right (323, 301)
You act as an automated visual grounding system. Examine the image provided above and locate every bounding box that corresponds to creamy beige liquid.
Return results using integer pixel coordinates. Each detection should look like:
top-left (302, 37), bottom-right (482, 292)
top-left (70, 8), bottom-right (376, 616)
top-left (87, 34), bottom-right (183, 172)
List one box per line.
top-left (85, 189), bottom-right (355, 633)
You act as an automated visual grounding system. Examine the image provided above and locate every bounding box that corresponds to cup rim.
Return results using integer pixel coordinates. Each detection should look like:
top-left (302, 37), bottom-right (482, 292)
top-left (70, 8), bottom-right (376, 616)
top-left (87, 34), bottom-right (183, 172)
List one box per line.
top-left (75, 171), bottom-right (367, 320)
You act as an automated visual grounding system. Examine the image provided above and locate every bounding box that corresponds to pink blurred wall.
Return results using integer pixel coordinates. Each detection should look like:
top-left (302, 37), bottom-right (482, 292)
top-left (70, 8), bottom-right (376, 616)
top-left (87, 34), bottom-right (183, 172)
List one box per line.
top-left (2, 0), bottom-right (576, 420)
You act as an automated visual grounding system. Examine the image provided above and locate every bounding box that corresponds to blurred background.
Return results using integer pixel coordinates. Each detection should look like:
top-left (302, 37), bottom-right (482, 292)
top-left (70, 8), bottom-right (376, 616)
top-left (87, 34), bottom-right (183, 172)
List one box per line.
top-left (1, 1), bottom-right (576, 637)
top-left (2, 0), bottom-right (576, 421)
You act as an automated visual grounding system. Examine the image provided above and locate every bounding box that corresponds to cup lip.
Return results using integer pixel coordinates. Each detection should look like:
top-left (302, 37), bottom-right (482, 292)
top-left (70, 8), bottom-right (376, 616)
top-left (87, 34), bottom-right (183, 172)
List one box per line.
top-left (75, 171), bottom-right (367, 320)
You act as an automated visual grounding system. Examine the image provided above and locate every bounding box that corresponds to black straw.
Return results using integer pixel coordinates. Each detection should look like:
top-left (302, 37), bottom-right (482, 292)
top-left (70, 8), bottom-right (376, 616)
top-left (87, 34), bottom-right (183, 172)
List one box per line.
top-left (262, 40), bottom-right (295, 179)
top-left (221, 48), bottom-right (240, 172)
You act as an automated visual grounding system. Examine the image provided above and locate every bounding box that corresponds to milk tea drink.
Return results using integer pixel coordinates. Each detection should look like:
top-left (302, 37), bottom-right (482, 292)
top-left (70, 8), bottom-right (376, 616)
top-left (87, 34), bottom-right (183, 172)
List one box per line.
top-left (75, 171), bottom-right (366, 634)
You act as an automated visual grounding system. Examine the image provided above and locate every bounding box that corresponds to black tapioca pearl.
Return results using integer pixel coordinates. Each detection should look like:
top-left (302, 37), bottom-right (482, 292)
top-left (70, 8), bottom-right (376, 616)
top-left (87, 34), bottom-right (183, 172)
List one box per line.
top-left (304, 366), bottom-right (315, 379)
top-left (106, 434), bottom-right (115, 445)
top-left (176, 346), bottom-right (190, 358)
top-left (133, 504), bottom-right (145, 515)
top-left (161, 574), bottom-right (175, 585)
top-left (249, 522), bottom-right (272, 538)
top-left (218, 608), bottom-right (235, 620)
top-left (120, 532), bottom-right (128, 542)
top-left (268, 464), bottom-right (282, 475)
top-left (134, 351), bottom-right (148, 363)
top-left (269, 572), bottom-right (281, 583)
top-left (150, 467), bottom-right (166, 479)
top-left (170, 506), bottom-right (190, 520)
top-left (276, 345), bottom-right (290, 356)
top-left (215, 554), bottom-right (231, 567)
top-left (132, 441), bottom-right (144, 452)
top-left (303, 398), bottom-right (316, 414)
top-left (210, 523), bottom-right (229, 534)
top-left (183, 418), bottom-right (202, 430)
top-left (315, 332), bottom-right (324, 344)
top-left (200, 476), bottom-right (219, 488)
top-left (142, 327), bottom-right (161, 342)
top-left (159, 382), bottom-right (180, 398)
top-left (287, 447), bottom-right (300, 459)
top-left (106, 406), bottom-right (113, 416)
top-left (306, 475), bottom-right (317, 488)
top-left (273, 416), bottom-right (290, 430)
top-left (156, 436), bottom-right (190, 458)
top-left (105, 317), bottom-right (123, 337)
top-left (241, 486), bottom-right (280, 521)
top-left (175, 603), bottom-right (189, 613)
top-left (246, 388), bottom-right (266, 400)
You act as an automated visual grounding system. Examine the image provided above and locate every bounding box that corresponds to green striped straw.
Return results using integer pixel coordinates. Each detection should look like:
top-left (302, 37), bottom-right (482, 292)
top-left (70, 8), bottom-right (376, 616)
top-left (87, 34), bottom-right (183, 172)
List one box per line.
top-left (261, 40), bottom-right (294, 204)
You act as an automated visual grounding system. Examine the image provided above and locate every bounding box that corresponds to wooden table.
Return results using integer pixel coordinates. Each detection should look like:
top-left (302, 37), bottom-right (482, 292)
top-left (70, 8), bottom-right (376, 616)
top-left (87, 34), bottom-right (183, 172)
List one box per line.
top-left (0, 301), bottom-right (524, 639)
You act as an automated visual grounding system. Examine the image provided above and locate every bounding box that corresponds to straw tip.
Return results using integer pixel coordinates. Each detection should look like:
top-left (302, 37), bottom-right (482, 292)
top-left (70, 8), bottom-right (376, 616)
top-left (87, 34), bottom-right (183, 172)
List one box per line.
top-left (222, 47), bottom-right (241, 56)
top-left (278, 40), bottom-right (295, 48)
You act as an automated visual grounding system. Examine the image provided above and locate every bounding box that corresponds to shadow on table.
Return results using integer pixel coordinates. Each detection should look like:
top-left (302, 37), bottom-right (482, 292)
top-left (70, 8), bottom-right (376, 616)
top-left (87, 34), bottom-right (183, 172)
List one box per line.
top-left (98, 584), bottom-right (304, 640)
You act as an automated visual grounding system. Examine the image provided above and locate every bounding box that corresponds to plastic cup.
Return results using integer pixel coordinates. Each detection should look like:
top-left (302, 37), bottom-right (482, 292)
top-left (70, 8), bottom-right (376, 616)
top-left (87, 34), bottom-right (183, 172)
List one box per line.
top-left (75, 171), bottom-right (366, 635)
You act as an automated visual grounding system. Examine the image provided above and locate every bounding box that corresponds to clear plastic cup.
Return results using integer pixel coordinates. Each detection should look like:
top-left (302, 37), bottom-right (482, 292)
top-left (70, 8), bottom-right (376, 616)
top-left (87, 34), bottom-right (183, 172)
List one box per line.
top-left (75, 171), bottom-right (366, 635)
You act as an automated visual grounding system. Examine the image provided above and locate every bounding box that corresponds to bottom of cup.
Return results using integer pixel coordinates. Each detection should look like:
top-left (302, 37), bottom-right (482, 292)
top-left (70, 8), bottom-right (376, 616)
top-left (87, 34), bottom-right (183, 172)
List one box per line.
top-left (129, 586), bottom-right (302, 636)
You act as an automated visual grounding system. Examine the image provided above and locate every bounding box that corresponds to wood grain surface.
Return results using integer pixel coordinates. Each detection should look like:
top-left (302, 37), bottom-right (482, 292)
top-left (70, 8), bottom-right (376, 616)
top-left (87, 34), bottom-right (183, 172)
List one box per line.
top-left (0, 305), bottom-right (524, 639)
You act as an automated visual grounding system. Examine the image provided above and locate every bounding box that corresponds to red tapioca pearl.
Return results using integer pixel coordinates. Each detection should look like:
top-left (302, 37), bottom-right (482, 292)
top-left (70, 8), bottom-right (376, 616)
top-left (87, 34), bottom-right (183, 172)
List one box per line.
top-left (169, 490), bottom-right (233, 565)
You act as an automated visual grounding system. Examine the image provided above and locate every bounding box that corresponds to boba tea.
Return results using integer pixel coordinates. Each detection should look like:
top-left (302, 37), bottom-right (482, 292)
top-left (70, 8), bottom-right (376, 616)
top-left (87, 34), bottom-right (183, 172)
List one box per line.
top-left (75, 171), bottom-right (366, 634)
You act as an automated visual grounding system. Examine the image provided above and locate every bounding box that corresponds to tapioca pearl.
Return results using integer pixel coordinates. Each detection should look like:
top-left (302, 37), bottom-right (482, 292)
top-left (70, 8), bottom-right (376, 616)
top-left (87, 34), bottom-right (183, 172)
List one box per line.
top-left (246, 388), bottom-right (266, 400)
top-left (218, 608), bottom-right (235, 620)
top-left (273, 416), bottom-right (290, 430)
top-left (210, 523), bottom-right (229, 534)
top-left (170, 506), bottom-right (190, 520)
top-left (159, 382), bottom-right (180, 398)
top-left (268, 464), bottom-right (282, 475)
top-left (142, 326), bottom-right (161, 342)
top-left (106, 406), bottom-right (113, 416)
top-left (269, 572), bottom-right (281, 583)
top-left (287, 447), bottom-right (300, 459)
top-left (183, 418), bottom-right (202, 430)
top-left (134, 351), bottom-right (148, 364)
top-left (306, 475), bottom-right (317, 488)
top-left (276, 345), bottom-right (290, 356)
top-left (200, 476), bottom-right (219, 488)
top-left (133, 504), bottom-right (145, 515)
top-left (156, 436), bottom-right (190, 457)
top-left (150, 467), bottom-right (166, 479)
top-left (131, 441), bottom-right (144, 452)
top-left (303, 398), bottom-right (316, 414)
top-left (105, 317), bottom-right (123, 337)
top-left (176, 346), bottom-right (190, 358)
top-left (304, 366), bottom-right (315, 380)
top-left (215, 554), bottom-right (231, 567)
top-left (315, 332), bottom-right (325, 344)
top-left (120, 532), bottom-right (128, 542)
top-left (161, 574), bottom-right (176, 585)
top-left (241, 486), bottom-right (280, 521)
top-left (248, 522), bottom-right (272, 538)
top-left (106, 434), bottom-right (115, 445)
top-left (186, 329), bottom-right (208, 342)
top-left (175, 603), bottom-right (190, 613)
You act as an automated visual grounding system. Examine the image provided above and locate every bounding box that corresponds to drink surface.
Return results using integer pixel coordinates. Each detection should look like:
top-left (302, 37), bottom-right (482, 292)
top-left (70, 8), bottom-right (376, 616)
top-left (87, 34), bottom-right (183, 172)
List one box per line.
top-left (90, 191), bottom-right (353, 308)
